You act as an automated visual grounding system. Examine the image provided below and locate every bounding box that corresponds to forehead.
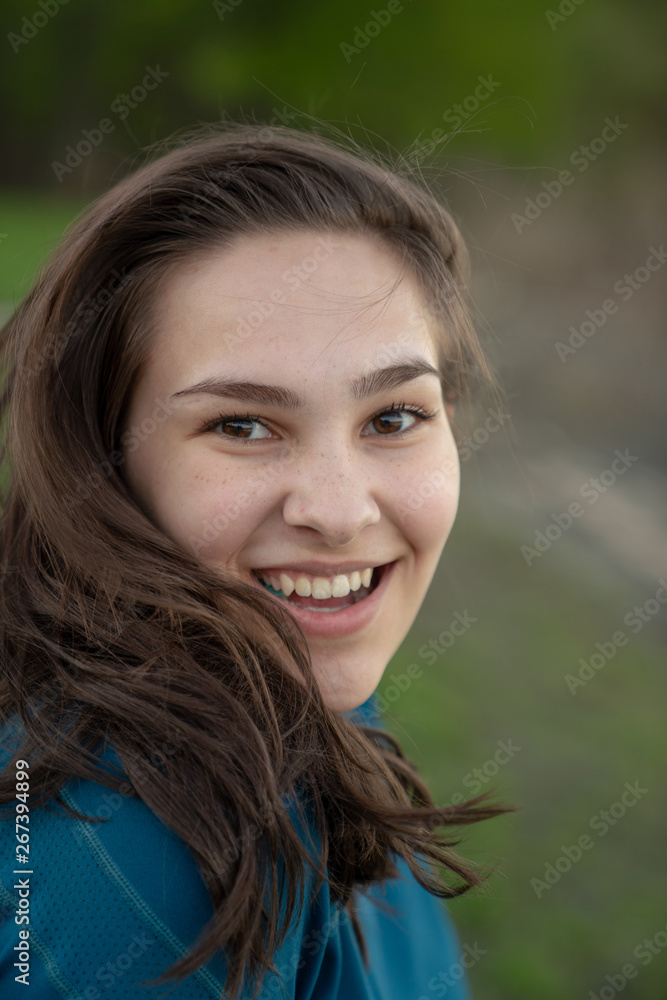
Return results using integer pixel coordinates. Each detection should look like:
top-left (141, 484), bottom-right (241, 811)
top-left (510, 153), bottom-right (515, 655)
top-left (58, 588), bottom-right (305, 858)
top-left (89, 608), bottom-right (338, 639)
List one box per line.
top-left (147, 230), bottom-right (439, 389)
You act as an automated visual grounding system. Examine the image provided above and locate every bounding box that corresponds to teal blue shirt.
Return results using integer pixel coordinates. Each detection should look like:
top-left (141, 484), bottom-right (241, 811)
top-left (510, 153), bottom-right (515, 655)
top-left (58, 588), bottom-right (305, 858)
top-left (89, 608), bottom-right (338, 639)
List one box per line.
top-left (0, 696), bottom-right (472, 998)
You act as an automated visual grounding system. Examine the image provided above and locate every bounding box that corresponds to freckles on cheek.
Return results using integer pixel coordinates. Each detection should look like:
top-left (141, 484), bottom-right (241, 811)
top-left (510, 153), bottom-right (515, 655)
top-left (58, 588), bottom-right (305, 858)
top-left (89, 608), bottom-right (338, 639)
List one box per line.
top-left (186, 470), bottom-right (277, 557)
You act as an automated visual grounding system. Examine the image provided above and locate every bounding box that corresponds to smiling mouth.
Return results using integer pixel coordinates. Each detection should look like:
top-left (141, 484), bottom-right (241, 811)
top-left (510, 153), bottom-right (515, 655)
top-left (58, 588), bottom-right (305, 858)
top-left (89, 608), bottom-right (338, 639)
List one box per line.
top-left (251, 564), bottom-right (389, 613)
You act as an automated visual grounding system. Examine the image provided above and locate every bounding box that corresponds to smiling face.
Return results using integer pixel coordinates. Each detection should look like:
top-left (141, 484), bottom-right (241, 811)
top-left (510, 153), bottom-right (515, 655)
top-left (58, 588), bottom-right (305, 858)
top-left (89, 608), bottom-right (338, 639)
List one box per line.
top-left (121, 230), bottom-right (460, 713)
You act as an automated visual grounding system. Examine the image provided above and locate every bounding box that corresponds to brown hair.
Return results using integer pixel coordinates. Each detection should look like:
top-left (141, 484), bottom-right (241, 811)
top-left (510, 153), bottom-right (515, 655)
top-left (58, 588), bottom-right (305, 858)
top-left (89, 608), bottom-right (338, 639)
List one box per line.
top-left (0, 122), bottom-right (510, 999)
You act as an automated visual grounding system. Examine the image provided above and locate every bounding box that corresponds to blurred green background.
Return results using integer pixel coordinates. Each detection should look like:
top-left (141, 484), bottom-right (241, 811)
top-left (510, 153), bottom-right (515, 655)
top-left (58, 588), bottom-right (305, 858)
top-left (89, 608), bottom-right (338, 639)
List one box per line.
top-left (1, 1), bottom-right (665, 996)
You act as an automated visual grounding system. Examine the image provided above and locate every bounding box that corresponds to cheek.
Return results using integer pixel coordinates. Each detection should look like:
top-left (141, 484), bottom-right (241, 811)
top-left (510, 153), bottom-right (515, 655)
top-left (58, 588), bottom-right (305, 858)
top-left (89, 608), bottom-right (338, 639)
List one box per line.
top-left (168, 464), bottom-right (281, 563)
top-left (391, 451), bottom-right (460, 550)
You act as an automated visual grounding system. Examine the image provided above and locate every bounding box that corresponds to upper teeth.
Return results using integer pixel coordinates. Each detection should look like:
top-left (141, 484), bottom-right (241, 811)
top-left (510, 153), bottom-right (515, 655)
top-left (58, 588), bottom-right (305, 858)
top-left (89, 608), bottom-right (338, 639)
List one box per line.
top-left (257, 567), bottom-right (374, 599)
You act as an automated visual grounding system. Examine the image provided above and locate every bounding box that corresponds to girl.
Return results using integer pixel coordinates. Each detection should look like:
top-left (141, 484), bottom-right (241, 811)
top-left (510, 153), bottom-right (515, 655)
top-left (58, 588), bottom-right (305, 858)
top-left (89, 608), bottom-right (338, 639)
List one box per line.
top-left (0, 123), bottom-right (510, 999)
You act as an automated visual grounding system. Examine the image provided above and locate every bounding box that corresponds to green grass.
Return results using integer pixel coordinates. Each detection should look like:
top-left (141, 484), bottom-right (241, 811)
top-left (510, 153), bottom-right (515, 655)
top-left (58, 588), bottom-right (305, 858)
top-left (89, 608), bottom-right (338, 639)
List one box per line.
top-left (0, 191), bottom-right (87, 317)
top-left (379, 505), bottom-right (667, 1000)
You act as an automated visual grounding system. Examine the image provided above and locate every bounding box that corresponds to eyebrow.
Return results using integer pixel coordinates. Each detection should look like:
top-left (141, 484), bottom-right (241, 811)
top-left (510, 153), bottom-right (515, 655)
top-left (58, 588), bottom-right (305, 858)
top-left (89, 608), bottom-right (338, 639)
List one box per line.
top-left (170, 358), bottom-right (442, 409)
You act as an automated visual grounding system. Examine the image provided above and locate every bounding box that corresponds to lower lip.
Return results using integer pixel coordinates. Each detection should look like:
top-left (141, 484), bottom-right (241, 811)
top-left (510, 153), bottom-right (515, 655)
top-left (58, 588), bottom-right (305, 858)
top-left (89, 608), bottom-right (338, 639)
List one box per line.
top-left (251, 561), bottom-right (398, 638)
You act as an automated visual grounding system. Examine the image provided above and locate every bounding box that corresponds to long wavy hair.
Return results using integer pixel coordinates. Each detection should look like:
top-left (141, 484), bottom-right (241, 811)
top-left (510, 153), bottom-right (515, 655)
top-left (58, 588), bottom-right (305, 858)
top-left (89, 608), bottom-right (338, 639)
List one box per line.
top-left (0, 122), bottom-right (510, 999)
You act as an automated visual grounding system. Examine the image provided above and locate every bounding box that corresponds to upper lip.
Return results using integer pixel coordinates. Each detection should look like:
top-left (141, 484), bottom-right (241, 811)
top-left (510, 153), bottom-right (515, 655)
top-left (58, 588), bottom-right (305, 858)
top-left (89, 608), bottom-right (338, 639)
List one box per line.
top-left (251, 560), bottom-right (394, 577)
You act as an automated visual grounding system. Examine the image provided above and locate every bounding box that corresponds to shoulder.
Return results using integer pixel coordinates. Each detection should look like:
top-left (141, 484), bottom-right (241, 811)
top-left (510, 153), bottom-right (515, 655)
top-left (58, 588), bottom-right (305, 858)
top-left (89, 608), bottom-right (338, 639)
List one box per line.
top-left (0, 722), bottom-right (225, 996)
top-left (355, 855), bottom-right (473, 999)
top-left (0, 717), bottom-right (337, 998)
top-left (0, 701), bottom-right (471, 999)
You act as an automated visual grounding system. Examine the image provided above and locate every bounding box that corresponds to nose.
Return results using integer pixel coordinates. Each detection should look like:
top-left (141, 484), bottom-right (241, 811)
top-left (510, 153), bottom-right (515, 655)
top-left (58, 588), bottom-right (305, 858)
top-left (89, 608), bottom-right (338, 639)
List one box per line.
top-left (281, 444), bottom-right (381, 546)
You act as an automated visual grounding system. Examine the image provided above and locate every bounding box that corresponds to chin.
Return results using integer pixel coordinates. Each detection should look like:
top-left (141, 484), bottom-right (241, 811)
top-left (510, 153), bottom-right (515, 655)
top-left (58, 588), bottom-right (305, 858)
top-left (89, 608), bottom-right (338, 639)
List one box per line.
top-left (311, 651), bottom-right (387, 715)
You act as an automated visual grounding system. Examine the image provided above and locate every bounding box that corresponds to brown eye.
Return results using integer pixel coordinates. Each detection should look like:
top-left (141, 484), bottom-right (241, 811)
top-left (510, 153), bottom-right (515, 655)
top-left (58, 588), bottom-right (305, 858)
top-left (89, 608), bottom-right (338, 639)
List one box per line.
top-left (221, 418), bottom-right (258, 439)
top-left (203, 414), bottom-right (273, 440)
top-left (362, 403), bottom-right (438, 438)
top-left (370, 411), bottom-right (414, 434)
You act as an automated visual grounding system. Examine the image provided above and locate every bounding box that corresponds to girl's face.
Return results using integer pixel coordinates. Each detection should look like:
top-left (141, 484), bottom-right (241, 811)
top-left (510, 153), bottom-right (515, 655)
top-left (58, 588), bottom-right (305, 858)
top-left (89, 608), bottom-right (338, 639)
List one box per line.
top-left (122, 230), bottom-right (460, 712)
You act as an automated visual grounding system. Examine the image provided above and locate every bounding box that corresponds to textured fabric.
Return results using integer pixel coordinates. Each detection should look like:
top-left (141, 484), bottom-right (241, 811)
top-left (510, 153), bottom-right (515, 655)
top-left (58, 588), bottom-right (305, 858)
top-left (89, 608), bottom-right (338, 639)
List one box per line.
top-left (0, 694), bottom-right (472, 999)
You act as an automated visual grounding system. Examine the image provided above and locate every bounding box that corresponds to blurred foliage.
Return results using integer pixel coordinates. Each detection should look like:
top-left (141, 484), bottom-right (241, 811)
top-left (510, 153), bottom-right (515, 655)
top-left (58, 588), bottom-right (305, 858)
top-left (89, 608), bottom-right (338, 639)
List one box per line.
top-left (0, 0), bottom-right (665, 191)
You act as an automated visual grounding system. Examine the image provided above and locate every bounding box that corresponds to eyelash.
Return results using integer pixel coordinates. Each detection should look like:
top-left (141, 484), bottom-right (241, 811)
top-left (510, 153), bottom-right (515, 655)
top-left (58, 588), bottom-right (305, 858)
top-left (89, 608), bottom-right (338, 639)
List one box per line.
top-left (197, 400), bottom-right (439, 443)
